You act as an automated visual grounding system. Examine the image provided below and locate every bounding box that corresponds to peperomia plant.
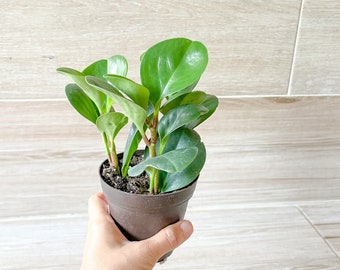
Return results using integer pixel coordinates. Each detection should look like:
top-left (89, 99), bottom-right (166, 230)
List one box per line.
top-left (57, 38), bottom-right (218, 194)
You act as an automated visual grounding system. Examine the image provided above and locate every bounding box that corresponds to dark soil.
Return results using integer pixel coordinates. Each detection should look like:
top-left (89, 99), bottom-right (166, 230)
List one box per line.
top-left (101, 153), bottom-right (150, 194)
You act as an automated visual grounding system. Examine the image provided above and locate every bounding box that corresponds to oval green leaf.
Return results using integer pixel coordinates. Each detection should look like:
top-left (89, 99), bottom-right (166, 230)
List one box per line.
top-left (186, 94), bottom-right (219, 129)
top-left (140, 38), bottom-right (208, 105)
top-left (82, 55), bottom-right (128, 79)
top-left (161, 91), bottom-right (207, 115)
top-left (86, 76), bottom-right (147, 137)
top-left (65, 83), bottom-right (99, 124)
top-left (82, 59), bottom-right (107, 80)
top-left (107, 55), bottom-right (128, 77)
top-left (104, 74), bottom-right (149, 109)
top-left (57, 67), bottom-right (107, 113)
top-left (158, 104), bottom-right (208, 143)
top-left (128, 147), bottom-right (198, 177)
top-left (121, 124), bottom-right (143, 177)
top-left (159, 127), bottom-right (206, 192)
top-left (96, 112), bottom-right (128, 140)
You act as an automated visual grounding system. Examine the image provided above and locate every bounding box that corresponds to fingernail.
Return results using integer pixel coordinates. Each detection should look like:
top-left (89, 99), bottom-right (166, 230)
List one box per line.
top-left (180, 220), bottom-right (193, 237)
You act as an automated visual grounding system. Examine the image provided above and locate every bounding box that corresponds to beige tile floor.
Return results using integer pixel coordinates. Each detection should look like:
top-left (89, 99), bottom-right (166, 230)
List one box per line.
top-left (1, 96), bottom-right (340, 269)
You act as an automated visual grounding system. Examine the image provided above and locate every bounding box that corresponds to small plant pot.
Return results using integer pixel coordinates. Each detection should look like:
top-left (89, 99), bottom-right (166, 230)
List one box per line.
top-left (99, 152), bottom-right (197, 262)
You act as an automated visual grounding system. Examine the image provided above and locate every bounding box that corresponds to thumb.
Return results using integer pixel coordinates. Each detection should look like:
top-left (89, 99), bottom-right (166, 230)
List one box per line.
top-left (140, 220), bottom-right (194, 261)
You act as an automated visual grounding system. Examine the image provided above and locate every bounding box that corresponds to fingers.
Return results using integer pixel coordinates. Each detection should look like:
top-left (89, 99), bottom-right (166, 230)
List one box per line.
top-left (87, 192), bottom-right (127, 243)
top-left (139, 220), bottom-right (194, 261)
top-left (87, 193), bottom-right (193, 261)
top-left (88, 193), bottom-right (108, 217)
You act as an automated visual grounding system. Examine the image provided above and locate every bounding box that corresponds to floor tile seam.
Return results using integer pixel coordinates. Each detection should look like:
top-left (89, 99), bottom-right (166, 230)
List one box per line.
top-left (2, 93), bottom-right (340, 103)
top-left (325, 236), bottom-right (340, 240)
top-left (296, 205), bottom-right (340, 259)
top-left (0, 213), bottom-right (87, 223)
top-left (287, 0), bottom-right (305, 96)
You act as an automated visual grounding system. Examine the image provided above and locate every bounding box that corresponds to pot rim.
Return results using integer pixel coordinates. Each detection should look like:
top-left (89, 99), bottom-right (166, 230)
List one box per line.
top-left (99, 158), bottom-right (198, 198)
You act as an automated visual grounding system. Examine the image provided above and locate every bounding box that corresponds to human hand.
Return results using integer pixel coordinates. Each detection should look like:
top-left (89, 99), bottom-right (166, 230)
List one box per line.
top-left (81, 192), bottom-right (194, 270)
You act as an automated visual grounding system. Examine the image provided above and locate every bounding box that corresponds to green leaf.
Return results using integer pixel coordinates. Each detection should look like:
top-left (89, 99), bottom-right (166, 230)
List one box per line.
top-left (82, 55), bottom-right (128, 113)
top-left (82, 55), bottom-right (128, 79)
top-left (186, 94), bottom-right (219, 129)
top-left (107, 55), bottom-right (128, 77)
top-left (121, 104), bottom-right (154, 177)
top-left (161, 91), bottom-right (207, 115)
top-left (159, 128), bottom-right (206, 192)
top-left (96, 112), bottom-right (128, 140)
top-left (161, 142), bottom-right (206, 192)
top-left (65, 83), bottom-right (99, 124)
top-left (57, 67), bottom-right (107, 113)
top-left (82, 59), bottom-right (107, 80)
top-left (140, 38), bottom-right (208, 105)
top-left (85, 76), bottom-right (147, 137)
top-left (104, 74), bottom-right (149, 109)
top-left (158, 104), bottom-right (208, 144)
top-left (121, 124), bottom-right (143, 177)
top-left (128, 147), bottom-right (198, 177)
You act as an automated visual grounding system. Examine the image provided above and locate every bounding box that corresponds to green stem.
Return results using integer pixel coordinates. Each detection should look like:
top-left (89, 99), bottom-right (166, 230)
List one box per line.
top-left (142, 133), bottom-right (150, 147)
top-left (148, 168), bottom-right (159, 194)
top-left (149, 134), bottom-right (157, 157)
top-left (102, 133), bottom-right (112, 164)
top-left (148, 110), bottom-right (160, 194)
top-left (148, 136), bottom-right (158, 194)
top-left (102, 133), bottom-right (120, 175)
top-left (158, 136), bottom-right (168, 156)
top-left (110, 139), bottom-right (121, 176)
top-left (153, 170), bottom-right (159, 194)
top-left (149, 169), bottom-right (155, 194)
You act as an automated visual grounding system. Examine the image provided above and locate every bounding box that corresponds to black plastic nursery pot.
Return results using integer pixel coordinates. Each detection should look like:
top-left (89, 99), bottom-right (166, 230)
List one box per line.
top-left (99, 152), bottom-right (198, 262)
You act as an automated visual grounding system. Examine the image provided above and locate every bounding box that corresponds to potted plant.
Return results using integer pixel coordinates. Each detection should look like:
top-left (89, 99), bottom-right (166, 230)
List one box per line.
top-left (57, 37), bottom-right (218, 261)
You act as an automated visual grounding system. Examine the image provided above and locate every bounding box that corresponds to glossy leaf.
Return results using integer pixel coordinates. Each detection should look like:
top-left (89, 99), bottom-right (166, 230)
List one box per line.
top-left (104, 74), bottom-right (149, 109)
top-left (121, 103), bottom-right (155, 177)
top-left (96, 112), bottom-right (128, 140)
top-left (121, 123), bottom-right (143, 177)
top-left (161, 91), bottom-right (207, 114)
top-left (186, 94), bottom-right (219, 129)
top-left (85, 76), bottom-right (147, 137)
top-left (140, 38), bottom-right (208, 105)
top-left (107, 55), bottom-right (128, 77)
top-left (65, 83), bottom-right (99, 124)
top-left (82, 55), bottom-right (128, 79)
top-left (82, 59), bottom-right (107, 80)
top-left (57, 38), bottom-right (218, 194)
top-left (158, 104), bottom-right (208, 144)
top-left (162, 142), bottom-right (205, 192)
top-left (82, 55), bottom-right (128, 113)
top-left (166, 81), bottom-right (199, 100)
top-left (159, 128), bottom-right (206, 192)
top-left (128, 147), bottom-right (198, 177)
top-left (57, 67), bottom-right (107, 113)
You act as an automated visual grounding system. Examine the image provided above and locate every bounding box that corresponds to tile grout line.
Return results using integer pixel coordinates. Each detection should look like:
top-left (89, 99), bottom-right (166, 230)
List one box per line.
top-left (2, 93), bottom-right (340, 103)
top-left (287, 0), bottom-right (305, 96)
top-left (296, 206), bottom-right (340, 259)
top-left (0, 213), bottom-right (87, 223)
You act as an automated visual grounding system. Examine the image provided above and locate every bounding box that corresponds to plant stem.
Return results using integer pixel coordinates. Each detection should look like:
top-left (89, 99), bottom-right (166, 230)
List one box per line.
top-left (149, 170), bottom-right (155, 194)
top-left (148, 167), bottom-right (159, 194)
top-left (142, 133), bottom-right (150, 147)
top-left (110, 140), bottom-right (121, 176)
top-left (102, 133), bottom-right (120, 175)
top-left (149, 132), bottom-right (157, 157)
top-left (102, 133), bottom-right (112, 164)
top-left (153, 170), bottom-right (159, 194)
top-left (158, 136), bottom-right (168, 155)
top-left (148, 129), bottom-right (158, 194)
top-left (148, 110), bottom-right (160, 194)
